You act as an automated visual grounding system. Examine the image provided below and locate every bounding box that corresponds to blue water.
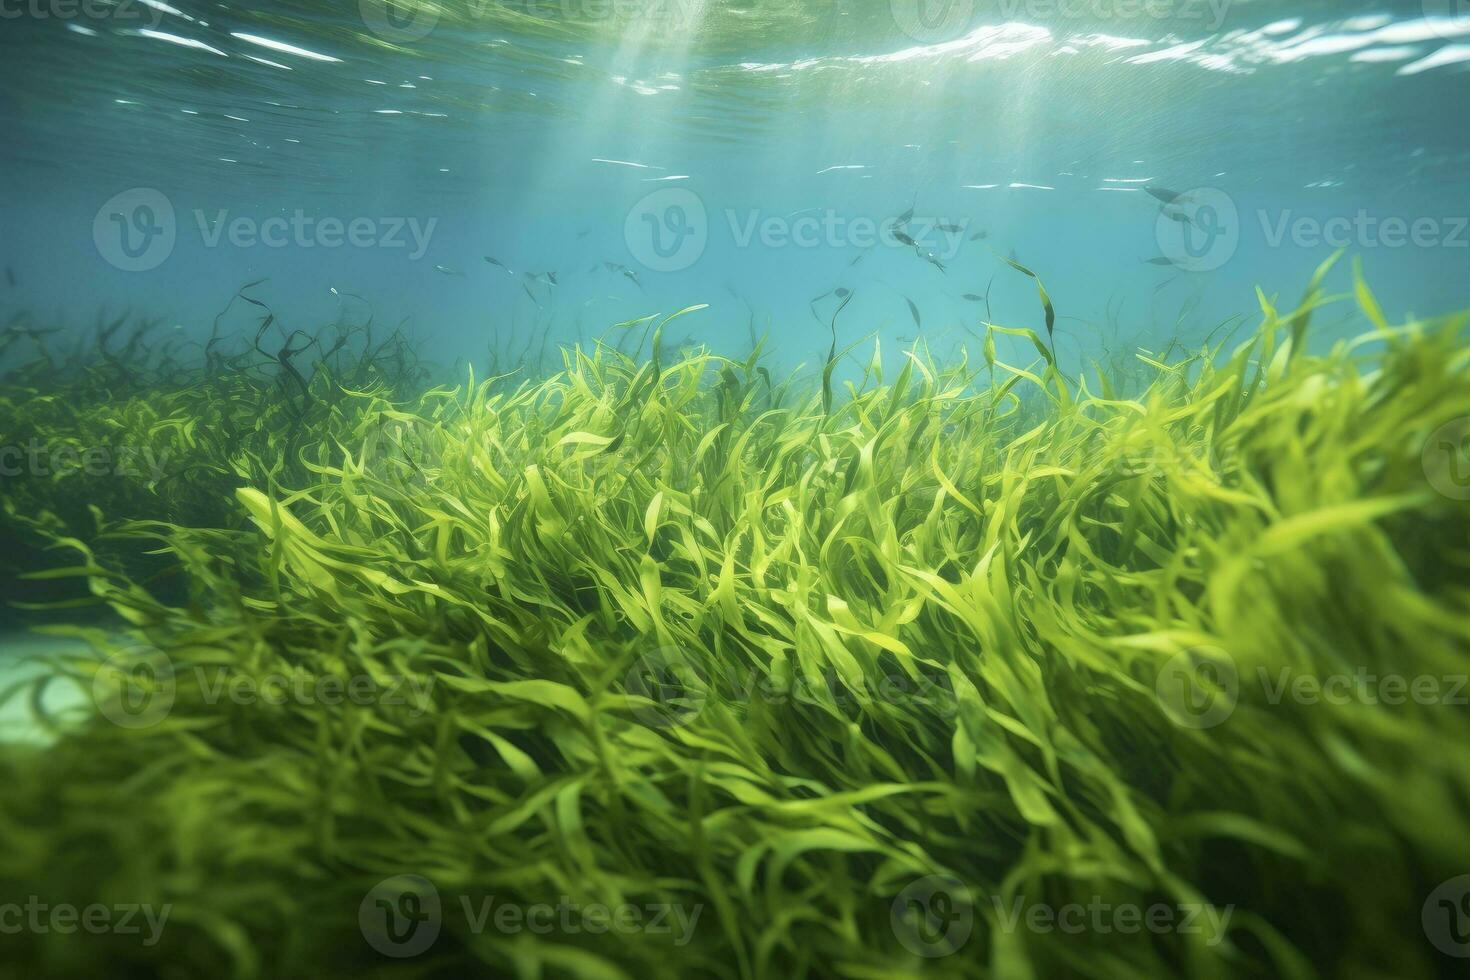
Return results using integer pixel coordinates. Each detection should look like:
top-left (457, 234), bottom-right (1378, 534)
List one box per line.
top-left (2, 1), bottom-right (1468, 375)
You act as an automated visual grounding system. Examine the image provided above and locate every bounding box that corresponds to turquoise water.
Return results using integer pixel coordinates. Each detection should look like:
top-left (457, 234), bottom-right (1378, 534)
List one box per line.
top-left (3, 1), bottom-right (1468, 374)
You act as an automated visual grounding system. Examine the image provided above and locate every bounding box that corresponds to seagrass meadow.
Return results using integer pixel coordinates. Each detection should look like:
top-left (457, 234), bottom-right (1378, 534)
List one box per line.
top-left (0, 263), bottom-right (1468, 979)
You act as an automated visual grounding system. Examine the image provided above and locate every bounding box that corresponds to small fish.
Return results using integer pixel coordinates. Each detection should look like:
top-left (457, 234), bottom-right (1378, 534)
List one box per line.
top-left (520, 279), bottom-right (542, 306)
top-left (1146, 187), bottom-right (1185, 205)
top-left (4, 266), bottom-right (13, 287)
top-left (918, 249), bottom-right (947, 273)
top-left (434, 264), bottom-right (463, 276)
top-left (484, 256), bottom-right (513, 273)
top-left (936, 223), bottom-right (963, 233)
top-left (577, 229), bottom-right (590, 239)
top-left (1144, 256), bottom-right (1175, 266)
top-left (330, 286), bottom-right (339, 295)
top-left (546, 271), bottom-right (558, 286)
top-left (905, 297), bottom-right (921, 329)
top-left (835, 287), bottom-right (850, 298)
top-left (848, 250), bottom-right (868, 267)
top-left (622, 268), bottom-right (643, 290)
top-left (969, 230), bottom-right (988, 241)
top-left (893, 230), bottom-right (917, 247)
top-left (961, 293), bottom-right (985, 302)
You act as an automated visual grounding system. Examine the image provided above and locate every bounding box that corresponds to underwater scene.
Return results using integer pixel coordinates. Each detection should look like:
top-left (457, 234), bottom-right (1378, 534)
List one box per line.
top-left (2, 0), bottom-right (1470, 976)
